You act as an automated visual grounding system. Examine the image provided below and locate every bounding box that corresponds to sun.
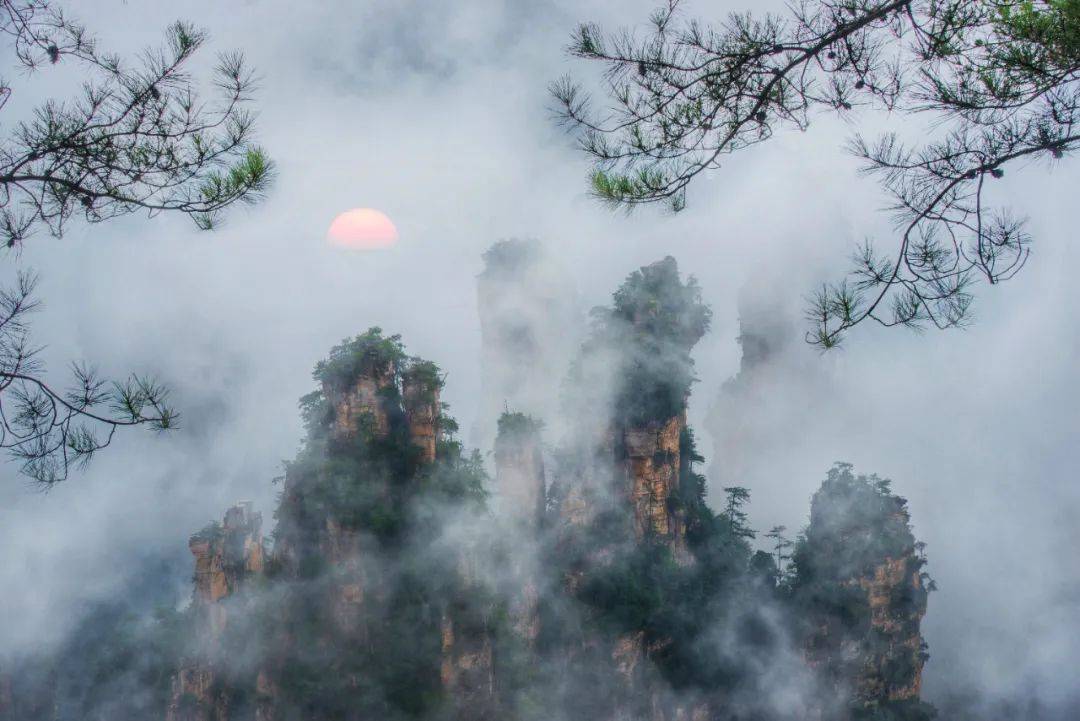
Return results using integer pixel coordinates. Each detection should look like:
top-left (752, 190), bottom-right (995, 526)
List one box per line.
top-left (327, 208), bottom-right (399, 250)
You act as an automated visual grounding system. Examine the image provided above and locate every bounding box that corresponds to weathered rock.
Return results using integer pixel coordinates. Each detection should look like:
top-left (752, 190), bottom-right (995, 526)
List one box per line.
top-left (402, 364), bottom-right (441, 464)
top-left (494, 415), bottom-right (546, 646)
top-left (150, 312), bottom-right (934, 721)
top-left (187, 502), bottom-right (263, 637)
top-left (494, 416), bottom-right (545, 530)
top-left (327, 362), bottom-right (396, 440)
top-left (804, 552), bottom-right (928, 716)
top-left (440, 609), bottom-right (497, 720)
top-left (253, 670), bottom-right (278, 721)
top-left (797, 470), bottom-right (931, 718)
top-left (855, 555), bottom-right (927, 703)
top-left (322, 517), bottom-right (370, 642)
top-left (166, 503), bottom-right (264, 721)
top-left (623, 415), bottom-right (686, 554)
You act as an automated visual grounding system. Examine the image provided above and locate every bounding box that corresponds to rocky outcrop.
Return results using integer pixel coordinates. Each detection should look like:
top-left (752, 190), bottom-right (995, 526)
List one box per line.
top-left (166, 503), bottom-right (263, 721)
top-left (609, 258), bottom-right (705, 563)
top-left (328, 361), bottom-right (396, 439)
top-left (856, 555), bottom-right (927, 703)
top-left (227, 331), bottom-right (496, 721)
top-left (494, 413), bottom-right (545, 529)
top-left (439, 609), bottom-right (497, 720)
top-left (152, 275), bottom-right (933, 721)
top-left (402, 363), bottom-right (441, 465)
top-left (544, 258), bottom-right (713, 720)
top-left (796, 465), bottom-right (931, 719)
top-left (803, 550), bottom-right (929, 716)
top-left (494, 413), bottom-right (546, 646)
top-left (623, 414), bottom-right (687, 559)
top-left (189, 503), bottom-right (264, 605)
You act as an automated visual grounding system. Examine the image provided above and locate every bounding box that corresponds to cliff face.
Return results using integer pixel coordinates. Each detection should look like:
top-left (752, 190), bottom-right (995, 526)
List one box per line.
top-left (328, 361), bottom-right (395, 439)
top-left (794, 465), bottom-right (932, 720)
top-left (539, 258), bottom-right (720, 721)
top-left (167, 503), bottom-right (264, 721)
top-left (151, 259), bottom-right (933, 721)
top-left (437, 529), bottom-right (499, 719)
top-left (857, 556), bottom-right (928, 702)
top-left (439, 607), bottom-right (497, 720)
top-left (494, 413), bottom-right (546, 531)
top-left (402, 364), bottom-right (440, 465)
top-left (623, 414), bottom-right (687, 558)
top-left (248, 331), bottom-right (497, 721)
top-left (188, 503), bottom-right (264, 610)
top-left (494, 414), bottom-right (546, 646)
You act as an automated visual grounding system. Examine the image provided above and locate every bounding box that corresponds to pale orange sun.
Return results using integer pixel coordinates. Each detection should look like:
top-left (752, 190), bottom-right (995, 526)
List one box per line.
top-left (327, 208), bottom-right (399, 250)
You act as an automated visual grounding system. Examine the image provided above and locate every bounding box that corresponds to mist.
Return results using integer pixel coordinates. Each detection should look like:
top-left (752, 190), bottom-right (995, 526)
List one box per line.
top-left (1, 1), bottom-right (1078, 719)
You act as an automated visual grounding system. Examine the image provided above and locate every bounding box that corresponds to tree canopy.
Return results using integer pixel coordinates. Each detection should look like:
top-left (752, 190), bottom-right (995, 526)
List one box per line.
top-left (0, 0), bottom-right (273, 244)
top-left (553, 0), bottom-right (1079, 347)
top-left (0, 0), bottom-right (272, 484)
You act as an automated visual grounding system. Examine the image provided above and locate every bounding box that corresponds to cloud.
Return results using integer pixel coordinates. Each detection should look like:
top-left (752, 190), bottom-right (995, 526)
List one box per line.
top-left (1, 0), bottom-right (1077, 717)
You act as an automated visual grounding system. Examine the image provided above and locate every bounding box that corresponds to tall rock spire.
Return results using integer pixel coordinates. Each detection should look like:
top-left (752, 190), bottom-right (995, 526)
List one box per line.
top-left (793, 464), bottom-right (933, 719)
top-left (402, 361), bottom-right (442, 465)
top-left (475, 238), bottom-right (581, 451)
top-left (610, 257), bottom-right (708, 558)
top-left (493, 412), bottom-right (546, 646)
top-left (167, 502), bottom-right (264, 721)
top-left (494, 412), bottom-right (546, 530)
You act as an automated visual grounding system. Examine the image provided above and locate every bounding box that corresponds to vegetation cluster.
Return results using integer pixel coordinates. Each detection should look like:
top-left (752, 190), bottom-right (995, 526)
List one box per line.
top-left (0, 260), bottom-right (935, 721)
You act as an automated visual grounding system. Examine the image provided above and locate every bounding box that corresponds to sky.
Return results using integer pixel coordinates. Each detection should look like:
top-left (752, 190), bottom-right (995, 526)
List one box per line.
top-left (0, 0), bottom-right (1078, 716)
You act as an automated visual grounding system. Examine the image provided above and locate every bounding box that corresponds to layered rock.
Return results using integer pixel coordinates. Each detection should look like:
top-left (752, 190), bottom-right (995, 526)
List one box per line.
top-left (439, 608), bottom-right (497, 720)
top-left (494, 413), bottom-right (546, 645)
top-left (327, 359), bottom-right (396, 439)
top-left (795, 464), bottom-right (932, 719)
top-left (622, 414), bottom-right (687, 558)
top-left (611, 258), bottom-right (707, 562)
top-left (543, 258), bottom-right (714, 721)
top-left (856, 555), bottom-right (928, 703)
top-left (152, 270), bottom-right (934, 721)
top-left (494, 413), bottom-right (546, 530)
top-left (402, 362), bottom-right (441, 465)
top-left (167, 503), bottom-right (264, 721)
top-left (610, 412), bottom-right (696, 717)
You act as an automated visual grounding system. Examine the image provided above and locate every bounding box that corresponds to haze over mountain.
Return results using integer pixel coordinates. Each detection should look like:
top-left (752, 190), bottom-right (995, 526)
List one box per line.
top-left (1, 2), bottom-right (1078, 720)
